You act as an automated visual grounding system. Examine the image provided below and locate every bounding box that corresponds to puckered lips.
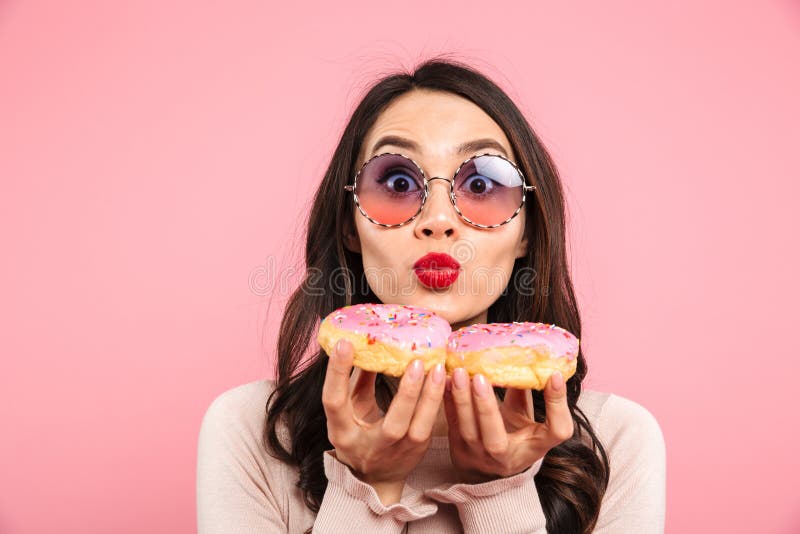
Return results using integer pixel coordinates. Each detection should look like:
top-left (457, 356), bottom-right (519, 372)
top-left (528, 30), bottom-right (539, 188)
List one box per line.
top-left (413, 252), bottom-right (461, 289)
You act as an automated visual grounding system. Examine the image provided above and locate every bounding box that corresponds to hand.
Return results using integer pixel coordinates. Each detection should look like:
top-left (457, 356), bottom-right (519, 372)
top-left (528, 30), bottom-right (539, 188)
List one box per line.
top-left (321, 339), bottom-right (446, 504)
top-left (443, 367), bottom-right (574, 484)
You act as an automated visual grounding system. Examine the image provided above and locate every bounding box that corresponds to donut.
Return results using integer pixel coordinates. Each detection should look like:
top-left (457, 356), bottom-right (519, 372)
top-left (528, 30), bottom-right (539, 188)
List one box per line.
top-left (318, 303), bottom-right (580, 389)
top-left (446, 322), bottom-right (579, 390)
top-left (317, 303), bottom-right (450, 376)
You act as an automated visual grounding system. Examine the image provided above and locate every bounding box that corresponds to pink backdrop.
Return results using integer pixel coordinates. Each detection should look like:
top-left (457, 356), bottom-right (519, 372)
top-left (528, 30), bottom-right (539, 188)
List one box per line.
top-left (2, 1), bottom-right (799, 532)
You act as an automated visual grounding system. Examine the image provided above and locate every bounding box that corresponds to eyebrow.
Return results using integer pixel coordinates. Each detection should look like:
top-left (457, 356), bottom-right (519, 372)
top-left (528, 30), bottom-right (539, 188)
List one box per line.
top-left (369, 135), bottom-right (510, 159)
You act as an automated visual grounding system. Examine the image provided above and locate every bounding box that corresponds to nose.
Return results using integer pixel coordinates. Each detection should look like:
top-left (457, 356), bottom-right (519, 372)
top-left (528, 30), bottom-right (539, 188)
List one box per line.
top-left (414, 177), bottom-right (459, 239)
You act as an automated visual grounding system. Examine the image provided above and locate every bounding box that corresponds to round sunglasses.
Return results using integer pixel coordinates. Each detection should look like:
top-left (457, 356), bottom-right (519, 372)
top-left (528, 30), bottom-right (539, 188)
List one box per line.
top-left (344, 152), bottom-right (536, 229)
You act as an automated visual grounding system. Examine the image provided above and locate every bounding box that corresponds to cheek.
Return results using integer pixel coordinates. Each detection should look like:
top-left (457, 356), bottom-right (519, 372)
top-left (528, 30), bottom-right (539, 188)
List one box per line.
top-left (355, 227), bottom-right (418, 300)
top-left (356, 223), bottom-right (409, 269)
top-left (460, 231), bottom-right (522, 292)
top-left (468, 230), bottom-right (521, 266)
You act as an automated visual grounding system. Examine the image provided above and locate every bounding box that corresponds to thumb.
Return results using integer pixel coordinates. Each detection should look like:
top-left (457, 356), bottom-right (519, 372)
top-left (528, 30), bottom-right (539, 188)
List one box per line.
top-left (543, 371), bottom-right (574, 443)
top-left (333, 338), bottom-right (354, 367)
top-left (321, 338), bottom-right (355, 429)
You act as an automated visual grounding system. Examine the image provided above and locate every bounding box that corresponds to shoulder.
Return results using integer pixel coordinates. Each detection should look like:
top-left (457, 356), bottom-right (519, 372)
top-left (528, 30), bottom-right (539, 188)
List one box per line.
top-left (578, 388), bottom-right (666, 474)
top-left (196, 379), bottom-right (291, 495)
top-left (201, 379), bottom-right (276, 424)
top-left (197, 379), bottom-right (285, 462)
top-left (578, 389), bottom-right (665, 447)
top-left (199, 380), bottom-right (277, 439)
top-left (197, 381), bottom-right (301, 529)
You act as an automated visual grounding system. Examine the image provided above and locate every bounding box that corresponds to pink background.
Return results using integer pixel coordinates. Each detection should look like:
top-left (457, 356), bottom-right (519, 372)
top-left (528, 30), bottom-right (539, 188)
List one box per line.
top-left (2, 1), bottom-right (799, 532)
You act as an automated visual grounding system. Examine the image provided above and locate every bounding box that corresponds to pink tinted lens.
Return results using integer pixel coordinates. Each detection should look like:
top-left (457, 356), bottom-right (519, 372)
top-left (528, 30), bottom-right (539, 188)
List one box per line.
top-left (355, 154), bottom-right (424, 225)
top-left (454, 155), bottom-right (525, 226)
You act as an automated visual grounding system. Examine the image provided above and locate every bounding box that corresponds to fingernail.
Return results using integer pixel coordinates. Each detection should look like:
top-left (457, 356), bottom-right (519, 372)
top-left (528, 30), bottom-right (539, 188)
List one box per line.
top-left (550, 371), bottom-right (564, 391)
top-left (453, 368), bottom-right (468, 390)
top-left (473, 374), bottom-right (490, 397)
top-left (431, 363), bottom-right (444, 385)
top-left (408, 359), bottom-right (423, 382)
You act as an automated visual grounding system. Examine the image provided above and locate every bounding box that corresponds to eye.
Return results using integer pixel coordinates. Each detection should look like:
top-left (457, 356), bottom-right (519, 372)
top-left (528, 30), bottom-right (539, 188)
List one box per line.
top-left (380, 170), bottom-right (421, 194)
top-left (460, 174), bottom-right (496, 196)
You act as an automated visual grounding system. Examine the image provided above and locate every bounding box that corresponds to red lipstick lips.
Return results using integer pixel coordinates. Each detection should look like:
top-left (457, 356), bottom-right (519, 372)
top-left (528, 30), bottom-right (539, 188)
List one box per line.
top-left (413, 252), bottom-right (461, 289)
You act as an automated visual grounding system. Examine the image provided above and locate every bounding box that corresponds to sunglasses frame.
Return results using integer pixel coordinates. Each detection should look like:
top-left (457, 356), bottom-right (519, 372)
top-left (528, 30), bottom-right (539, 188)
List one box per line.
top-left (344, 152), bottom-right (536, 229)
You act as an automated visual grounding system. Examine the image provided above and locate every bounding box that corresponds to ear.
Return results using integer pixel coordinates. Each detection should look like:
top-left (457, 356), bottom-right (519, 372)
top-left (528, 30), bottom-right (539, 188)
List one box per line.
top-left (514, 233), bottom-right (529, 259)
top-left (343, 219), bottom-right (362, 254)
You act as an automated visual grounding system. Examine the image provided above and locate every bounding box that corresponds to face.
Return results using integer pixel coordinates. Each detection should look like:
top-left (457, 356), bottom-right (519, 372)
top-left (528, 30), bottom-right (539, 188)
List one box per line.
top-left (344, 89), bottom-right (529, 328)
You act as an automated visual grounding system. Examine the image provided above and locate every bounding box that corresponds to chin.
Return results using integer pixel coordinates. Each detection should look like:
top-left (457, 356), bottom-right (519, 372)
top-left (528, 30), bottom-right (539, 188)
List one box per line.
top-left (372, 287), bottom-right (484, 325)
top-left (409, 296), bottom-right (482, 326)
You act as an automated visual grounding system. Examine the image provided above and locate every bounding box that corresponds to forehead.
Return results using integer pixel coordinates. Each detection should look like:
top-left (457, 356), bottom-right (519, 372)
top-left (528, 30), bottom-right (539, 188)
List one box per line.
top-left (359, 89), bottom-right (514, 165)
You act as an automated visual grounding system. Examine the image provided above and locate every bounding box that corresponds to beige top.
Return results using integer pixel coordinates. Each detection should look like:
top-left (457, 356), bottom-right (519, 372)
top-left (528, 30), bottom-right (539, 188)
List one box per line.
top-left (197, 380), bottom-right (666, 533)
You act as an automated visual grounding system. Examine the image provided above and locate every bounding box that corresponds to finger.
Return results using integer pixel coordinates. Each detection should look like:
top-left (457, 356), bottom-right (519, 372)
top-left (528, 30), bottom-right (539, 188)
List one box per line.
top-left (380, 359), bottom-right (425, 444)
top-left (443, 386), bottom-right (467, 447)
top-left (407, 363), bottom-right (446, 444)
top-left (321, 339), bottom-right (355, 429)
top-left (472, 374), bottom-right (509, 458)
top-left (450, 367), bottom-right (480, 446)
top-left (501, 387), bottom-right (534, 419)
top-left (543, 371), bottom-right (574, 443)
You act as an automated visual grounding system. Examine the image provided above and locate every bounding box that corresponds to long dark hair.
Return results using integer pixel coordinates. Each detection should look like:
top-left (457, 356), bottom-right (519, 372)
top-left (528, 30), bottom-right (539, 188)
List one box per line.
top-left (264, 57), bottom-right (610, 533)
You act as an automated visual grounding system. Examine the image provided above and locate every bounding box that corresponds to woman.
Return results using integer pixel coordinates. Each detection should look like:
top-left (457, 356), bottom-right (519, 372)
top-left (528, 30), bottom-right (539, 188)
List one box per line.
top-left (197, 59), bottom-right (666, 533)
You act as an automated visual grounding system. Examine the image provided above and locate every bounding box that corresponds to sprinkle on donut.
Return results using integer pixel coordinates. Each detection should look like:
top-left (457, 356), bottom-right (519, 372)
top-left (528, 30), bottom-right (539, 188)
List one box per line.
top-left (448, 321), bottom-right (579, 360)
top-left (320, 303), bottom-right (451, 353)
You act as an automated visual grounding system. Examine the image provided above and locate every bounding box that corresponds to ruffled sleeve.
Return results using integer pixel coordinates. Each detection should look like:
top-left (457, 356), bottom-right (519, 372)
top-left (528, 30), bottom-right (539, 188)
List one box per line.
top-left (423, 458), bottom-right (548, 534)
top-left (313, 450), bottom-right (438, 533)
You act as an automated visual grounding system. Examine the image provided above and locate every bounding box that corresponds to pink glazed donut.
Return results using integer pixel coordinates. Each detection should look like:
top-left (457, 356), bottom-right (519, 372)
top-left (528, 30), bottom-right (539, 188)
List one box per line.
top-left (446, 322), bottom-right (579, 390)
top-left (317, 303), bottom-right (450, 377)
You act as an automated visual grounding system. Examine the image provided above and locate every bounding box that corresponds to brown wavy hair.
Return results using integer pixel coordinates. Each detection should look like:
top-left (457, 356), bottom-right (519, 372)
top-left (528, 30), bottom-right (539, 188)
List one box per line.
top-left (264, 57), bottom-right (610, 533)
